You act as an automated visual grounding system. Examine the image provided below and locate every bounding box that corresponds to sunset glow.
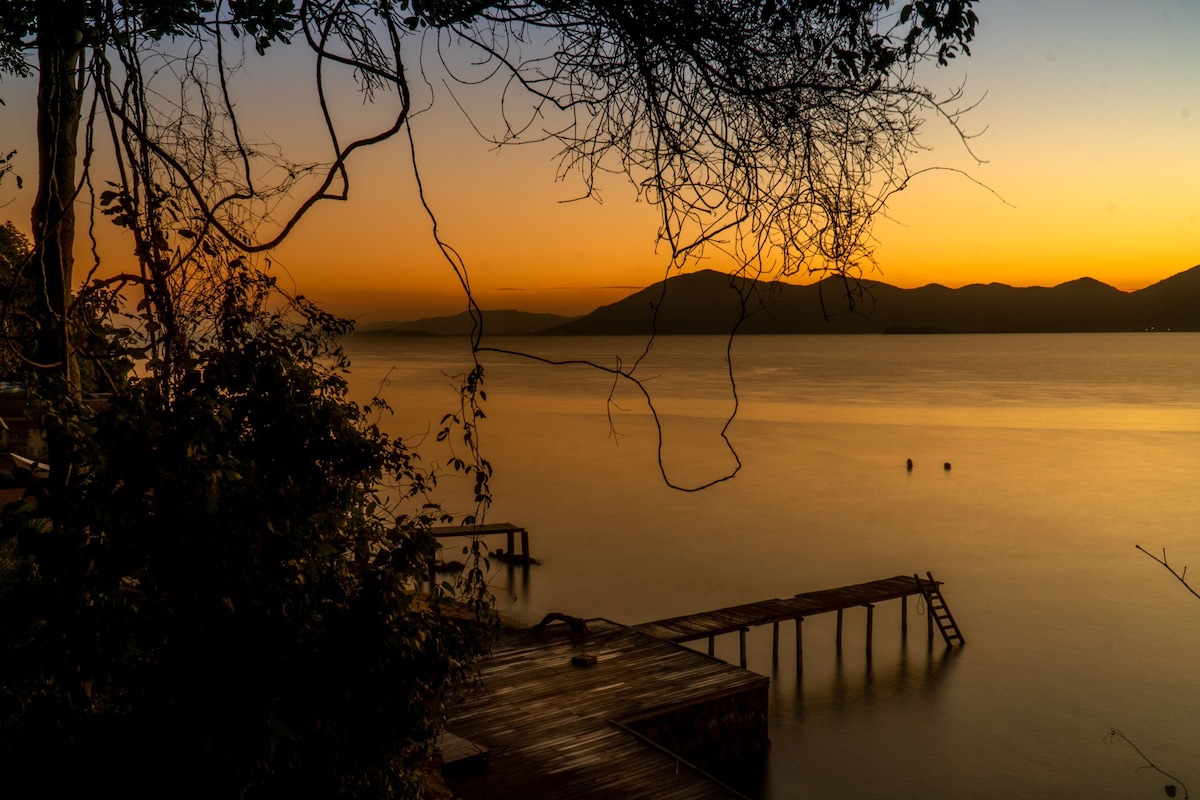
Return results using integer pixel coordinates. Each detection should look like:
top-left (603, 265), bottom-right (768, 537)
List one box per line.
top-left (1, 0), bottom-right (1197, 323)
top-left (275, 0), bottom-right (1200, 321)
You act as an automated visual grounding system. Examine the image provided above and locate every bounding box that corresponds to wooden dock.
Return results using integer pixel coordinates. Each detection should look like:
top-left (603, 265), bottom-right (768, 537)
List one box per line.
top-left (442, 573), bottom-right (962, 797)
top-left (444, 619), bottom-right (767, 799)
top-left (432, 522), bottom-right (532, 563)
top-left (634, 573), bottom-right (963, 669)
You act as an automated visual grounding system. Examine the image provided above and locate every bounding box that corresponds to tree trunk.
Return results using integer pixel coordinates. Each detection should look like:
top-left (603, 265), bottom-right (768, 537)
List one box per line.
top-left (31, 0), bottom-right (86, 481)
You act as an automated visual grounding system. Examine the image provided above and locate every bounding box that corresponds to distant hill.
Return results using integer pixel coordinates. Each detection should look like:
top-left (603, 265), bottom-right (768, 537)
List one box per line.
top-left (355, 310), bottom-right (579, 337)
top-left (539, 266), bottom-right (1200, 335)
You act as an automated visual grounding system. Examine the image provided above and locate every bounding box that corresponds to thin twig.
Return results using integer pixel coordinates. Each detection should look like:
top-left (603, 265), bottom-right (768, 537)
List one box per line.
top-left (1135, 545), bottom-right (1200, 601)
top-left (1106, 728), bottom-right (1189, 799)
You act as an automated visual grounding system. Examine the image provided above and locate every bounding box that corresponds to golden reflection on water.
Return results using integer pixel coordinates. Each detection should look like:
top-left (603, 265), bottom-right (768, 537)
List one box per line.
top-left (345, 333), bottom-right (1200, 800)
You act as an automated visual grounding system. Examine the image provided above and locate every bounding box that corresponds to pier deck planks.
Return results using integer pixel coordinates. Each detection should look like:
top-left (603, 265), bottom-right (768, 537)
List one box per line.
top-left (445, 620), bottom-right (764, 799)
top-left (634, 575), bottom-right (931, 642)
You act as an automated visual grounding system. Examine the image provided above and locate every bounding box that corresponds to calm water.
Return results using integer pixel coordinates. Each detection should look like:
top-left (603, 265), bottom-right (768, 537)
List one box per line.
top-left (343, 333), bottom-right (1200, 799)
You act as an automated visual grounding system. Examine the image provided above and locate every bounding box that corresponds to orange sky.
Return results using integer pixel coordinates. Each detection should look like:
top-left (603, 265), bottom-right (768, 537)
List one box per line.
top-left (1, 0), bottom-right (1197, 323)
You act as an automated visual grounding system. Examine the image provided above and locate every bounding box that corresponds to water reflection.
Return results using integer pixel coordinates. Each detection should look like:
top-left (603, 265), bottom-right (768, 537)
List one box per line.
top-left (344, 334), bottom-right (1200, 799)
top-left (780, 641), bottom-right (963, 719)
top-left (502, 558), bottom-right (532, 599)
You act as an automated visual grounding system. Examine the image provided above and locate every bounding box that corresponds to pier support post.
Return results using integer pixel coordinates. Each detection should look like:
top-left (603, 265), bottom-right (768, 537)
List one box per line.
top-left (836, 609), bottom-right (843, 650)
top-left (772, 622), bottom-right (780, 664)
top-left (708, 635), bottom-right (715, 657)
top-left (506, 530), bottom-right (515, 560)
top-left (520, 528), bottom-right (530, 562)
top-left (739, 628), bottom-right (748, 668)
top-left (927, 602), bottom-right (935, 643)
top-left (795, 618), bottom-right (803, 673)
top-left (865, 604), bottom-right (875, 657)
top-left (902, 595), bottom-right (908, 636)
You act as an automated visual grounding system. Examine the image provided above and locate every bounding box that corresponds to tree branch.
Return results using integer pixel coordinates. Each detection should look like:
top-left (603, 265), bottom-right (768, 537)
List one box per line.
top-left (1135, 545), bottom-right (1200, 602)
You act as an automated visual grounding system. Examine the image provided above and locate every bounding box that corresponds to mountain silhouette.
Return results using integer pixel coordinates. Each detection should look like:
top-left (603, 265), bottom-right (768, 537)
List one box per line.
top-left (539, 267), bottom-right (1200, 335)
top-left (1129, 265), bottom-right (1200, 330)
top-left (356, 310), bottom-right (579, 337)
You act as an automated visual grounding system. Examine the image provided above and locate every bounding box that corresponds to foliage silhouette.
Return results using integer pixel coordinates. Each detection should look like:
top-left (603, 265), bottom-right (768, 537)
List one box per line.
top-left (0, 268), bottom-right (491, 798)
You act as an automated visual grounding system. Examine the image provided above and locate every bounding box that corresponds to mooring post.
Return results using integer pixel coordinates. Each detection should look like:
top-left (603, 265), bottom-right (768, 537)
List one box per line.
top-left (836, 608), bottom-right (844, 650)
top-left (795, 618), bottom-right (803, 673)
top-left (865, 604), bottom-right (875, 657)
top-left (739, 628), bottom-right (748, 668)
top-left (772, 622), bottom-right (780, 664)
top-left (901, 595), bottom-right (908, 636)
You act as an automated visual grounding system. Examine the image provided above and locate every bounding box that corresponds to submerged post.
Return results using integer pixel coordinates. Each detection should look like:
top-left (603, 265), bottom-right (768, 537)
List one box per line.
top-left (795, 618), bottom-right (803, 673)
top-left (865, 604), bottom-right (875, 657)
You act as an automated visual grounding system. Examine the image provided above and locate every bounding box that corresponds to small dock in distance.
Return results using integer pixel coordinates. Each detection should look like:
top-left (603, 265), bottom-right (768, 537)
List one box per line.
top-left (634, 573), bottom-right (963, 670)
top-left (431, 522), bottom-right (532, 563)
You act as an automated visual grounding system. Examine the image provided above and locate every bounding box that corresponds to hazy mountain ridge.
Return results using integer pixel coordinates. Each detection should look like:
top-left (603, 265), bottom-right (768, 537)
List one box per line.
top-left (540, 265), bottom-right (1200, 335)
top-left (356, 310), bottom-right (579, 336)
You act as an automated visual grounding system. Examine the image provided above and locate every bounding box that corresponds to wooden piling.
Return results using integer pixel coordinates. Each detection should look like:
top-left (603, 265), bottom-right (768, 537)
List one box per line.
top-left (865, 603), bottom-right (875, 656)
top-left (795, 618), bottom-right (803, 673)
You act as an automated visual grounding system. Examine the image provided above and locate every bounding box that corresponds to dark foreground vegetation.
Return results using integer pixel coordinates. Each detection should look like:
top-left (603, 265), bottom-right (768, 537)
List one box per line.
top-left (0, 266), bottom-right (495, 797)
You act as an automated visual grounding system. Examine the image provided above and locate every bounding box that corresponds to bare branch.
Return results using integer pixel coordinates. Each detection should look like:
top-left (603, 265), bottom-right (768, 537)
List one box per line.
top-left (1106, 728), bottom-right (1190, 799)
top-left (1135, 545), bottom-right (1200, 602)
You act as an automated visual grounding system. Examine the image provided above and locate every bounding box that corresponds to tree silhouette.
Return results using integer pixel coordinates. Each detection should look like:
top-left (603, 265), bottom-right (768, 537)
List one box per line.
top-left (0, 0), bottom-right (983, 794)
top-left (2, 0), bottom-right (979, 397)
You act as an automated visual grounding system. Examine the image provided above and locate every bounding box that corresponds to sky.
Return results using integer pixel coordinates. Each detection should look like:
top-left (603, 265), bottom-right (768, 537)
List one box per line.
top-left (1, 0), bottom-right (1198, 323)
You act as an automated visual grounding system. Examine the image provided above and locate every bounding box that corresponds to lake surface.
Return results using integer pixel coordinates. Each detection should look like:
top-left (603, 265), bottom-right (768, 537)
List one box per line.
top-left (343, 332), bottom-right (1200, 799)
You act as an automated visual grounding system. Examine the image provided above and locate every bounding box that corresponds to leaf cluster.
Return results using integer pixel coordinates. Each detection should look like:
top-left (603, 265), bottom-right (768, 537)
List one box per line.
top-left (0, 221), bottom-right (35, 379)
top-left (0, 0), bottom-right (300, 69)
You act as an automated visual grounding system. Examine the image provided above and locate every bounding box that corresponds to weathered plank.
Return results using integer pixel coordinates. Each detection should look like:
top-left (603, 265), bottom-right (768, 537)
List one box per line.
top-left (634, 575), bottom-right (938, 643)
top-left (445, 620), bottom-right (764, 800)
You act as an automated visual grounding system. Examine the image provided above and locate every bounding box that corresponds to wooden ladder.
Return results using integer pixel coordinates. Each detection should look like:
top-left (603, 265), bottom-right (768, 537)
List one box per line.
top-left (914, 571), bottom-right (965, 646)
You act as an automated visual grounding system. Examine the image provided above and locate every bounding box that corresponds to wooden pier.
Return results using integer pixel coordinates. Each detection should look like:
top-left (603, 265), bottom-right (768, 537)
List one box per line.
top-left (431, 521), bottom-right (532, 563)
top-left (444, 619), bottom-right (766, 799)
top-left (634, 573), bottom-right (964, 670)
top-left (442, 573), bottom-right (962, 798)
